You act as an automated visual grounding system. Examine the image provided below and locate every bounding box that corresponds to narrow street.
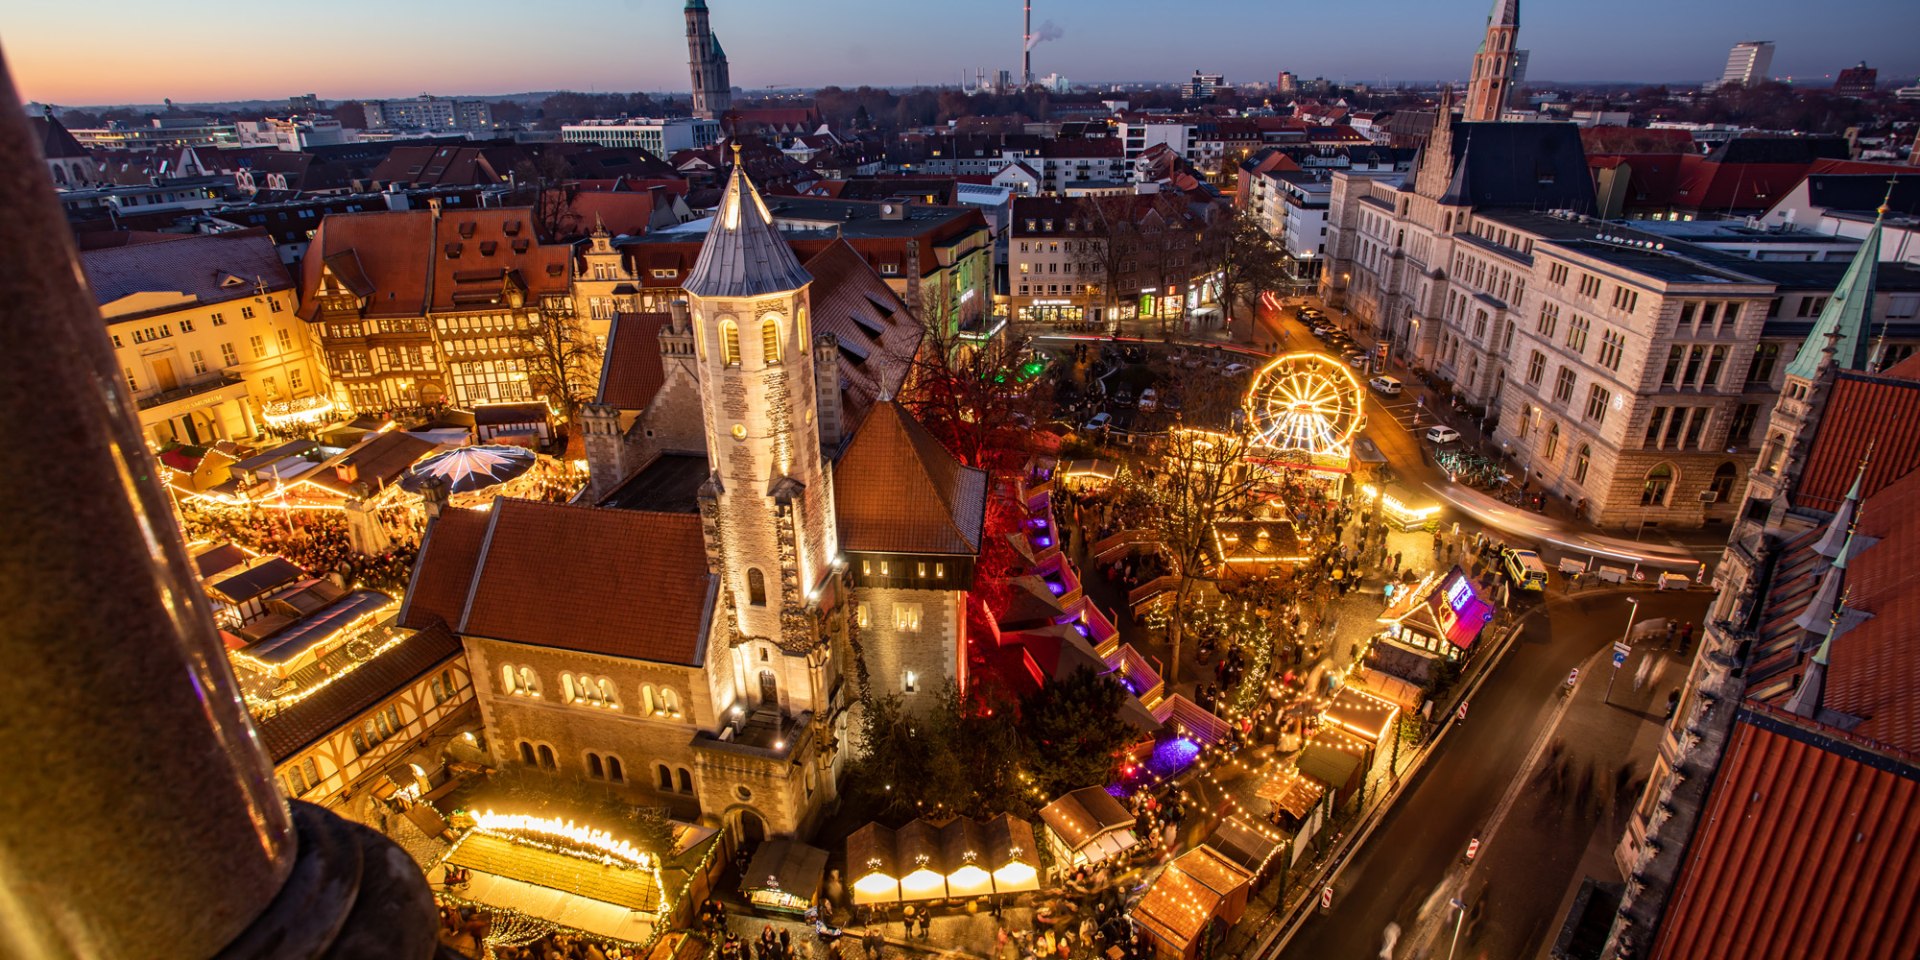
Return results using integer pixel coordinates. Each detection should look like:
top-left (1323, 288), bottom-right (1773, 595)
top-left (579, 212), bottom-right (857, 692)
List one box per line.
top-left (1270, 589), bottom-right (1709, 960)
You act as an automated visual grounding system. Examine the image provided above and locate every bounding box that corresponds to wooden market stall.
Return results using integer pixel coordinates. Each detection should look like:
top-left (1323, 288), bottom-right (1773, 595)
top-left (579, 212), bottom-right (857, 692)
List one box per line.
top-left (1131, 845), bottom-right (1256, 960)
top-left (739, 838), bottom-right (828, 916)
top-left (1038, 786), bottom-right (1140, 869)
top-left (845, 815), bottom-right (1043, 906)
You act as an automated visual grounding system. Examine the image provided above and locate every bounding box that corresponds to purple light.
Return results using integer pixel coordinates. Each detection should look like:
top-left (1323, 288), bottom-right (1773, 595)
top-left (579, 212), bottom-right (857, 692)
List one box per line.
top-left (1046, 581), bottom-right (1064, 595)
top-left (1072, 622), bottom-right (1089, 637)
top-left (1035, 536), bottom-right (1052, 547)
top-left (1146, 737), bottom-right (1201, 778)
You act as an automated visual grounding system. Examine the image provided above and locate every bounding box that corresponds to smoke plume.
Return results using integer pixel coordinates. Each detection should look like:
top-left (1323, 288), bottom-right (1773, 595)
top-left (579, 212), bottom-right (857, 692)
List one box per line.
top-left (1025, 20), bottom-right (1064, 52)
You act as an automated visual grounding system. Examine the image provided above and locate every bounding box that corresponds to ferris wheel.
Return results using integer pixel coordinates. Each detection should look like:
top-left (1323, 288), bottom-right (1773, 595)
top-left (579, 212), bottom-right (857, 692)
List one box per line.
top-left (1243, 352), bottom-right (1365, 459)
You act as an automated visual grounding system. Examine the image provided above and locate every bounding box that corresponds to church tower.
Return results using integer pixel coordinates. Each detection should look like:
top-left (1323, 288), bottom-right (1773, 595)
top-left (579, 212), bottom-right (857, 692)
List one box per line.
top-left (1462, 0), bottom-right (1520, 122)
top-left (1745, 193), bottom-right (1888, 528)
top-left (683, 151), bottom-right (836, 700)
top-left (685, 0), bottom-right (732, 120)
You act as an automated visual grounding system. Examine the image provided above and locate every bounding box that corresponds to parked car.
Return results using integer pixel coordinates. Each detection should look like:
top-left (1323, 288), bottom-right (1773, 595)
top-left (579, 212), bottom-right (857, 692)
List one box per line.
top-left (1223, 362), bottom-right (1252, 377)
top-left (1425, 425), bottom-right (1462, 444)
top-left (1369, 375), bottom-right (1403, 395)
top-left (1501, 547), bottom-right (1550, 591)
top-left (1138, 388), bottom-right (1158, 412)
top-left (1083, 412), bottom-right (1113, 432)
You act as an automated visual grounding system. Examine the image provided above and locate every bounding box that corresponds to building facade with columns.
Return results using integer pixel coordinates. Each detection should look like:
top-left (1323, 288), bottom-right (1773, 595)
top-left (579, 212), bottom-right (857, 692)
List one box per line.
top-left (404, 164), bottom-right (984, 847)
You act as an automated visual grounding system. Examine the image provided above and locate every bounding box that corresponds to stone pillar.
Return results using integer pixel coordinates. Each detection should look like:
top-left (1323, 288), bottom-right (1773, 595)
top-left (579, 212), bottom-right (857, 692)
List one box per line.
top-left (0, 54), bottom-right (438, 960)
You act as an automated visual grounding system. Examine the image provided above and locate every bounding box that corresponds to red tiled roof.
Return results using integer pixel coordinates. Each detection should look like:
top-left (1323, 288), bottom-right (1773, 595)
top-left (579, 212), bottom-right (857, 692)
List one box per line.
top-left (1816, 466), bottom-right (1920, 753)
top-left (595, 312), bottom-right (671, 410)
top-left (253, 621), bottom-right (462, 762)
top-left (399, 507), bottom-right (492, 630)
top-left (833, 400), bottom-right (987, 555)
top-left (801, 240), bottom-right (920, 429)
top-left (300, 207), bottom-right (571, 321)
top-left (457, 499), bottom-right (712, 665)
top-left (1793, 369), bottom-right (1920, 513)
top-left (1651, 718), bottom-right (1920, 960)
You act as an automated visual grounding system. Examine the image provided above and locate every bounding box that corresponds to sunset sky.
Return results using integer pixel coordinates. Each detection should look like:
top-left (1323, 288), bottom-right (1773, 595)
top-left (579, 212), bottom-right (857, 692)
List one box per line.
top-left (5, 0), bottom-right (1916, 106)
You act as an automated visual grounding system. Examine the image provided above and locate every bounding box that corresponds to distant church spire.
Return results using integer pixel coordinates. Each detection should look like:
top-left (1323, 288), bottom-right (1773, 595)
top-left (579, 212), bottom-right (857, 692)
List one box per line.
top-left (685, 0), bottom-right (732, 120)
top-left (1462, 0), bottom-right (1520, 122)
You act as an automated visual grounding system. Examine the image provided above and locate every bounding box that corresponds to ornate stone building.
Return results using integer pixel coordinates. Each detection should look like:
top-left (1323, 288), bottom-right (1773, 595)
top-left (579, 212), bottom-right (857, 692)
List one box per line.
top-left (403, 163), bottom-right (984, 846)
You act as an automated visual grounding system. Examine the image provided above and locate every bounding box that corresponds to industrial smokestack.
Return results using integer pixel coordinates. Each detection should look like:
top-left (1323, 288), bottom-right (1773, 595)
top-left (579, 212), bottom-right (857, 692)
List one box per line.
top-left (1023, 0), bottom-right (1032, 88)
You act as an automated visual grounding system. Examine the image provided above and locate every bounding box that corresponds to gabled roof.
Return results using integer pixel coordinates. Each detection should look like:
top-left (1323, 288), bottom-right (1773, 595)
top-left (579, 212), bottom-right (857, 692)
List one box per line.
top-left (398, 507), bottom-right (491, 630)
top-left (80, 232), bottom-right (293, 312)
top-left (683, 157), bottom-right (812, 298)
top-left (407, 498), bottom-right (714, 666)
top-left (833, 400), bottom-right (987, 556)
top-left (298, 207), bottom-right (571, 321)
top-left (595, 312), bottom-right (673, 410)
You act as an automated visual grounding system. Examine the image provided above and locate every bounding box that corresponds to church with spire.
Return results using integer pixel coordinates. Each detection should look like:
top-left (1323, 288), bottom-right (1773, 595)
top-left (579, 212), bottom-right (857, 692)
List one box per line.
top-left (400, 157), bottom-right (984, 847)
top-left (1462, 0), bottom-right (1522, 122)
top-left (685, 0), bottom-right (732, 121)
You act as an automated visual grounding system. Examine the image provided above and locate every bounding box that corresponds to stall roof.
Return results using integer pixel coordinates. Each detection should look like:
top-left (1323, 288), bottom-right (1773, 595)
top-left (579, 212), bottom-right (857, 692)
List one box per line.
top-left (1256, 761), bottom-right (1329, 821)
top-left (1132, 846), bottom-right (1252, 951)
top-left (1296, 732), bottom-right (1367, 790)
top-left (741, 838), bottom-right (827, 900)
top-left (446, 832), bottom-right (663, 914)
top-left (1208, 817), bottom-right (1284, 874)
top-left (847, 822), bottom-right (898, 881)
top-left (1322, 685), bottom-right (1400, 742)
top-left (1354, 668), bottom-right (1424, 711)
top-left (1039, 787), bottom-right (1137, 852)
top-left (207, 556), bottom-right (307, 604)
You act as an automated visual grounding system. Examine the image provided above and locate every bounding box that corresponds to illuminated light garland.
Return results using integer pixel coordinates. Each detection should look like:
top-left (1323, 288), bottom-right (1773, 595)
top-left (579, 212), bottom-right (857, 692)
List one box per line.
top-left (469, 810), bottom-right (654, 869)
top-left (240, 618), bottom-right (408, 718)
top-left (261, 395), bottom-right (337, 427)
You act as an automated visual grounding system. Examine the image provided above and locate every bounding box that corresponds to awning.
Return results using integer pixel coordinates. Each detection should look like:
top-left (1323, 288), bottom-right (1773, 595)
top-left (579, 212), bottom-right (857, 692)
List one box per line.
top-left (846, 814), bottom-right (1045, 902)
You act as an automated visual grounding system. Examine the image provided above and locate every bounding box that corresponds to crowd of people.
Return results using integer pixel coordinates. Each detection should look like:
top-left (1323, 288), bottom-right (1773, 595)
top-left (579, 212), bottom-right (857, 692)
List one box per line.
top-left (436, 901), bottom-right (643, 960)
top-left (179, 503), bottom-right (423, 592)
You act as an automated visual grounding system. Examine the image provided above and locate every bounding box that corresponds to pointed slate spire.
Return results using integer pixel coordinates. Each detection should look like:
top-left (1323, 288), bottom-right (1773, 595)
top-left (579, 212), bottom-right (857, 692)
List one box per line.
top-left (1794, 525), bottom-right (1854, 633)
top-left (1783, 188), bottom-right (1889, 381)
top-left (684, 144), bottom-right (812, 299)
top-left (1813, 444), bottom-right (1870, 558)
top-left (1785, 602), bottom-right (1843, 719)
top-left (1477, 0), bottom-right (1520, 51)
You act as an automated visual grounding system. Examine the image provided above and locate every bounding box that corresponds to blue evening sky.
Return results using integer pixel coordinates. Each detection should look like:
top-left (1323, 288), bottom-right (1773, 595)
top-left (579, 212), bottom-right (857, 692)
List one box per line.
top-left (5, 0), bottom-right (1916, 105)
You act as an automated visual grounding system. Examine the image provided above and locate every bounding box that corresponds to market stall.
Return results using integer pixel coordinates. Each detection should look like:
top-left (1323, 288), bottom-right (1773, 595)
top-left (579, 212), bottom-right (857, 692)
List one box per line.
top-left (1039, 786), bottom-right (1140, 869)
top-left (845, 815), bottom-right (1043, 905)
top-left (1321, 685), bottom-right (1401, 747)
top-left (740, 839), bottom-right (827, 916)
top-left (1130, 845), bottom-right (1256, 960)
top-left (1206, 816), bottom-right (1285, 878)
top-left (1376, 566), bottom-right (1491, 660)
top-left (1361, 481), bottom-right (1441, 532)
top-left (438, 812), bottom-right (668, 949)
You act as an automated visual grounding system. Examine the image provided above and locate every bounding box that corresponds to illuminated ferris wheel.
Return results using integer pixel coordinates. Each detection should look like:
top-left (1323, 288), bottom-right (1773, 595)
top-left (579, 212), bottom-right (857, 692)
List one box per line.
top-left (1243, 353), bottom-right (1365, 460)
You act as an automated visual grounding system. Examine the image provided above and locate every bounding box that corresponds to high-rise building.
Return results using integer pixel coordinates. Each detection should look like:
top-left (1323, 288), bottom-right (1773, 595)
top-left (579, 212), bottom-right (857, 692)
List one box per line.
top-left (1508, 49), bottom-right (1530, 108)
top-left (1277, 71), bottom-right (1298, 94)
top-left (1182, 71), bottom-right (1227, 103)
top-left (1462, 0), bottom-right (1520, 122)
top-left (1834, 61), bottom-right (1878, 97)
top-left (1716, 41), bottom-right (1775, 90)
top-left (685, 0), bottom-right (733, 120)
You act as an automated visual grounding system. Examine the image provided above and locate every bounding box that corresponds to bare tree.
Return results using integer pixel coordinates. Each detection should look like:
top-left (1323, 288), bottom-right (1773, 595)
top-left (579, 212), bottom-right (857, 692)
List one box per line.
top-left (526, 295), bottom-right (604, 420)
top-left (510, 149), bottom-right (582, 242)
top-left (1071, 194), bottom-right (1142, 335)
top-left (1128, 379), bottom-right (1262, 685)
top-left (1202, 206), bottom-right (1289, 331)
top-left (901, 279), bottom-right (1049, 471)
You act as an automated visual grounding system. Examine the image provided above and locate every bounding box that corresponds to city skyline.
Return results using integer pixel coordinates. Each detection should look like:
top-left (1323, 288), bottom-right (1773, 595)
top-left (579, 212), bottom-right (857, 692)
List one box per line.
top-left (5, 0), bottom-right (1917, 106)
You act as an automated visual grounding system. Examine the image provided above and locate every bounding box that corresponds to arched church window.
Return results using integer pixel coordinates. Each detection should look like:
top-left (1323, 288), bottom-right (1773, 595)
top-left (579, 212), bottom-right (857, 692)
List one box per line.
top-left (747, 568), bottom-right (767, 606)
top-left (761, 316), bottom-right (781, 365)
top-left (720, 318), bottom-right (740, 366)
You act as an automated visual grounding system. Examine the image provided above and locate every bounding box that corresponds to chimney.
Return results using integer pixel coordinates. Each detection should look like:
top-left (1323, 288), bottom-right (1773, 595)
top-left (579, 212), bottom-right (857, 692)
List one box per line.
top-left (813, 333), bottom-right (844, 449)
top-left (669, 297), bottom-right (690, 333)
